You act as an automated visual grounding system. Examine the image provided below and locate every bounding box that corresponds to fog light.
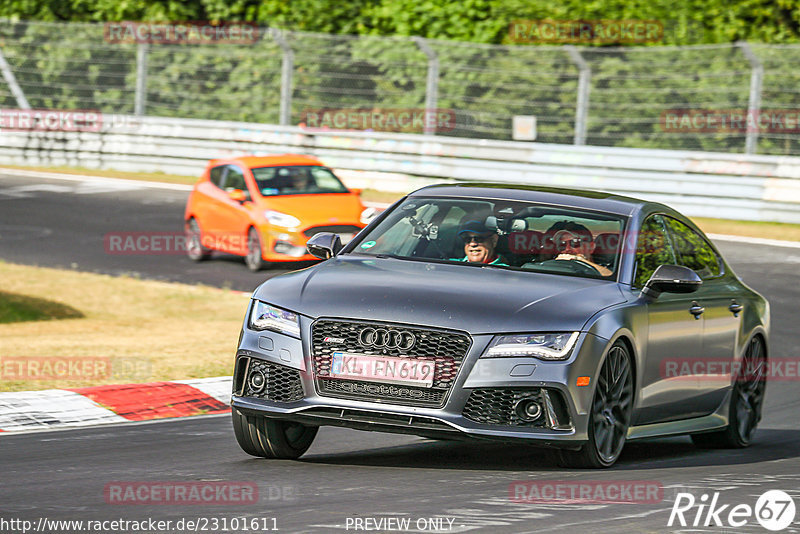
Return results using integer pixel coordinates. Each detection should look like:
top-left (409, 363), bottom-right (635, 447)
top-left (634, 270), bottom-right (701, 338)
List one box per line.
top-left (514, 398), bottom-right (542, 422)
top-left (249, 370), bottom-right (266, 393)
top-left (273, 241), bottom-right (307, 257)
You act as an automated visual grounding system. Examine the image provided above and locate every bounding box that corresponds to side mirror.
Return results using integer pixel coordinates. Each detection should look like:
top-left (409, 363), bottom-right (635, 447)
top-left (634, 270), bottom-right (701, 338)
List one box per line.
top-left (642, 264), bottom-right (702, 299)
top-left (228, 189), bottom-right (248, 203)
top-left (307, 232), bottom-right (343, 260)
top-left (350, 188), bottom-right (363, 196)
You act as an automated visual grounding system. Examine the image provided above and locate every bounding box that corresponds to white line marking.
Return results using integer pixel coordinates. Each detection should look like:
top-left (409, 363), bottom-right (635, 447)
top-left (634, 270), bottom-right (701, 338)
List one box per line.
top-left (0, 167), bottom-right (193, 191)
top-left (707, 233), bottom-right (800, 249)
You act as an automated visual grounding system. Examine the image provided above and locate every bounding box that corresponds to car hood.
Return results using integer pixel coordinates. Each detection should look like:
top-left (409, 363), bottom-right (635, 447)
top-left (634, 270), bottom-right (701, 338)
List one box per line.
top-left (252, 256), bottom-right (626, 334)
top-left (260, 193), bottom-right (363, 227)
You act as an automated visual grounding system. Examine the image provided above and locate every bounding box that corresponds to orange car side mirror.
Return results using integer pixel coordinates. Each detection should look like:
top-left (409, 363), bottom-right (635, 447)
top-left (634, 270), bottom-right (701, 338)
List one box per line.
top-left (228, 189), bottom-right (248, 203)
top-left (350, 188), bottom-right (362, 196)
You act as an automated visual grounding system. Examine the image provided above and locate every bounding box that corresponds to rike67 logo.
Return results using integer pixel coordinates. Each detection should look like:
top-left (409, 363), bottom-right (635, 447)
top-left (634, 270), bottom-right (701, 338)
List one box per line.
top-left (669, 490), bottom-right (796, 531)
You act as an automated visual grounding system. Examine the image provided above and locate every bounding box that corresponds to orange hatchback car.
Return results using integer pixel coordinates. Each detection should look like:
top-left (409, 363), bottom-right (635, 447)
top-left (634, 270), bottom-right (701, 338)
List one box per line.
top-left (184, 155), bottom-right (373, 270)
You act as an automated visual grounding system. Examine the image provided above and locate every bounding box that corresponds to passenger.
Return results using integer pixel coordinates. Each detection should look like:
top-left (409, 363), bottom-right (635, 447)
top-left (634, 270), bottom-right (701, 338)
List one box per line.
top-left (546, 221), bottom-right (612, 276)
top-left (452, 220), bottom-right (507, 265)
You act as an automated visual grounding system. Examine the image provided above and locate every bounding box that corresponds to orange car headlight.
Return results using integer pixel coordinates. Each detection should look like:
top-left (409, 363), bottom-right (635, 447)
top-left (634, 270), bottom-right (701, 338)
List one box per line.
top-left (265, 210), bottom-right (301, 228)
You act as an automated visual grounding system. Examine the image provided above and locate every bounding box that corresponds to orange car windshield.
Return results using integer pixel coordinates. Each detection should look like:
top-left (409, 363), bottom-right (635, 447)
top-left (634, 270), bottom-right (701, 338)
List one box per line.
top-left (251, 165), bottom-right (349, 196)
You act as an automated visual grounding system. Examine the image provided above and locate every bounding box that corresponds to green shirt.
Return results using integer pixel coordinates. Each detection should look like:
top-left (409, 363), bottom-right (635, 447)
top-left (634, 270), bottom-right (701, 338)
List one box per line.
top-left (450, 256), bottom-right (508, 266)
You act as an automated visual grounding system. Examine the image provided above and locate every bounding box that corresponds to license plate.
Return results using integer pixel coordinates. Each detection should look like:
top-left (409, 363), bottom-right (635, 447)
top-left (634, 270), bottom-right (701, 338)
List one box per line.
top-left (331, 352), bottom-right (434, 388)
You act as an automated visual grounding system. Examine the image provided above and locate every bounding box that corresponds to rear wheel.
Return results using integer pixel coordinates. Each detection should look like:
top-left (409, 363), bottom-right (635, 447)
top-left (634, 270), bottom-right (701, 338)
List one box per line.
top-left (558, 341), bottom-right (633, 468)
top-left (232, 408), bottom-right (318, 459)
top-left (691, 336), bottom-right (766, 449)
top-left (185, 218), bottom-right (211, 261)
top-left (245, 227), bottom-right (267, 272)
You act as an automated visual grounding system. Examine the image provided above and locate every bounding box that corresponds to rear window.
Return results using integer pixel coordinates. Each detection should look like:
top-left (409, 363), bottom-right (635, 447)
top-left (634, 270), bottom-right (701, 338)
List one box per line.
top-left (251, 166), bottom-right (349, 196)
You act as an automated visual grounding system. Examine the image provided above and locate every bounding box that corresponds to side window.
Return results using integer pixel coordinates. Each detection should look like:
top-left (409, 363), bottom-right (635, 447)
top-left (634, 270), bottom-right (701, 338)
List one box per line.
top-left (224, 165), bottom-right (247, 192)
top-left (662, 217), bottom-right (721, 280)
top-left (209, 166), bottom-right (225, 188)
top-left (633, 215), bottom-right (677, 288)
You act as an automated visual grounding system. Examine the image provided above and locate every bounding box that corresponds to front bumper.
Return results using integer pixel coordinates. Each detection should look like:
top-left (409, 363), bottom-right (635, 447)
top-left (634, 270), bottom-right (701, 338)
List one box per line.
top-left (259, 224), bottom-right (363, 262)
top-left (232, 315), bottom-right (611, 448)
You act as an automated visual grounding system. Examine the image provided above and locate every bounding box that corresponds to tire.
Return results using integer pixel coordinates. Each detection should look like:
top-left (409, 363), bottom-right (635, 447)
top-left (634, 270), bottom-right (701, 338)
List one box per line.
top-left (185, 218), bottom-right (211, 261)
top-left (232, 408), bottom-right (318, 459)
top-left (691, 336), bottom-right (766, 449)
top-left (558, 341), bottom-right (634, 468)
top-left (244, 227), bottom-right (267, 272)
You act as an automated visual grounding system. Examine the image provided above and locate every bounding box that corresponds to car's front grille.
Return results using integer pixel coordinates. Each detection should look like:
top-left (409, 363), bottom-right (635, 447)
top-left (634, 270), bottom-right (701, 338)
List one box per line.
top-left (238, 357), bottom-right (305, 403)
top-left (312, 319), bottom-right (471, 407)
top-left (462, 388), bottom-right (548, 427)
top-left (319, 378), bottom-right (446, 405)
top-left (303, 225), bottom-right (362, 238)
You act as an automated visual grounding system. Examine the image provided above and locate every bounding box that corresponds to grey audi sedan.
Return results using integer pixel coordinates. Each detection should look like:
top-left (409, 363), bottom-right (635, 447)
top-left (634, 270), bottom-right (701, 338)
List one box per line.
top-left (231, 184), bottom-right (769, 468)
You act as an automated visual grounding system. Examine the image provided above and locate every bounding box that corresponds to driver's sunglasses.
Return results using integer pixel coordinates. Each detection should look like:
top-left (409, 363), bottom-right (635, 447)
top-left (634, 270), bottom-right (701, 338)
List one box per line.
top-left (461, 233), bottom-right (492, 244)
top-left (556, 237), bottom-right (591, 251)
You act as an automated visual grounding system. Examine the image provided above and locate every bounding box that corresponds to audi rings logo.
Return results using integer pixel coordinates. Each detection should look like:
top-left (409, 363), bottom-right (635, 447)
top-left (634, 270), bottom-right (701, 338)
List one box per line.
top-left (358, 328), bottom-right (416, 350)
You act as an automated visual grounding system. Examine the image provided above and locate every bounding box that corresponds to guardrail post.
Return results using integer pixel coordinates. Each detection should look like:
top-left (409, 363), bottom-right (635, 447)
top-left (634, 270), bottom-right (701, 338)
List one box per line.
top-left (272, 29), bottom-right (294, 126)
top-left (0, 46), bottom-right (30, 109)
top-left (134, 43), bottom-right (148, 116)
top-left (737, 42), bottom-right (763, 155)
top-left (565, 46), bottom-right (590, 146)
top-left (413, 37), bottom-right (439, 135)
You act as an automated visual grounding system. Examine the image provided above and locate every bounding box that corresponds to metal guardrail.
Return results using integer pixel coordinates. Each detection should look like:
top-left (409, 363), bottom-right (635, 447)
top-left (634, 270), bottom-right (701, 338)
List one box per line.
top-left (1, 114), bottom-right (799, 223)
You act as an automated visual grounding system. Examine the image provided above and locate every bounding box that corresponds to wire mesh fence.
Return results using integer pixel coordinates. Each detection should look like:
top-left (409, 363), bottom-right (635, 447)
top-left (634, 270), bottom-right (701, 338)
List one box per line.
top-left (0, 20), bottom-right (798, 155)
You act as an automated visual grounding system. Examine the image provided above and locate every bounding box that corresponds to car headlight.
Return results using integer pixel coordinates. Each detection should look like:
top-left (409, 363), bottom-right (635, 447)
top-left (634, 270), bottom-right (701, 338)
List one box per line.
top-left (484, 332), bottom-right (579, 360)
top-left (249, 301), bottom-right (301, 337)
top-left (360, 207), bottom-right (377, 224)
top-left (265, 210), bottom-right (301, 228)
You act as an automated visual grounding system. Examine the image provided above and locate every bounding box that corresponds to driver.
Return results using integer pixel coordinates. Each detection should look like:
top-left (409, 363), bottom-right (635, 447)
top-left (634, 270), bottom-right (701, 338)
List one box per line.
top-left (546, 221), bottom-right (612, 276)
top-left (452, 220), bottom-right (507, 265)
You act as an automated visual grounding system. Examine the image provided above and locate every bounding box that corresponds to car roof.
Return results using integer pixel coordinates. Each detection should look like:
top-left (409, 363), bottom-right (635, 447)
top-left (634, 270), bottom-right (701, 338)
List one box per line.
top-left (209, 154), bottom-right (323, 168)
top-left (409, 183), bottom-right (664, 217)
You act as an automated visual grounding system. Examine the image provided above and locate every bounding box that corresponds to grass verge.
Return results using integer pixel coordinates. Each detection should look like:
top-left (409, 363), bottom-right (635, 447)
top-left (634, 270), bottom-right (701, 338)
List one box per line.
top-left (2, 164), bottom-right (799, 242)
top-left (0, 261), bottom-right (246, 392)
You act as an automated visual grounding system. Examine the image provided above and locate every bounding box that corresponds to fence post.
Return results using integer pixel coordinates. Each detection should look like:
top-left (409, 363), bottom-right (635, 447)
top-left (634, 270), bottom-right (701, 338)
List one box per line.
top-left (412, 37), bottom-right (439, 135)
top-left (737, 41), bottom-right (763, 155)
top-left (565, 46), bottom-right (590, 146)
top-left (134, 43), bottom-right (148, 116)
top-left (0, 47), bottom-right (30, 109)
top-left (271, 29), bottom-right (294, 126)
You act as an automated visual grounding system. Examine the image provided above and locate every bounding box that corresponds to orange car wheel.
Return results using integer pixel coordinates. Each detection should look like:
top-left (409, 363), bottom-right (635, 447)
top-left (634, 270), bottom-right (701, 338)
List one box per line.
top-left (186, 218), bottom-right (211, 261)
top-left (245, 227), bottom-right (267, 272)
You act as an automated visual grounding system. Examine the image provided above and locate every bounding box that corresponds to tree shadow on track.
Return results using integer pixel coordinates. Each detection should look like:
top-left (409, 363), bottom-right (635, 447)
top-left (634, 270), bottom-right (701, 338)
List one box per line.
top-left (612, 429), bottom-right (800, 471)
top-left (299, 429), bottom-right (800, 471)
top-left (302, 438), bottom-right (565, 471)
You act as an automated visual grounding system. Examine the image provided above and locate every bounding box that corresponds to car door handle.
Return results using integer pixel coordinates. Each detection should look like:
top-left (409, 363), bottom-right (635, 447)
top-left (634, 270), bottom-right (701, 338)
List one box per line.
top-left (729, 302), bottom-right (743, 317)
top-left (689, 303), bottom-right (705, 319)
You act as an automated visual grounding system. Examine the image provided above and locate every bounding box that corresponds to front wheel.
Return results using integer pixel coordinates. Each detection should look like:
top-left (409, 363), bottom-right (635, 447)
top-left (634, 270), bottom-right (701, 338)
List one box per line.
top-left (558, 341), bottom-right (634, 468)
top-left (244, 227), bottom-right (267, 272)
top-left (691, 336), bottom-right (766, 449)
top-left (185, 218), bottom-right (211, 261)
top-left (232, 408), bottom-right (318, 459)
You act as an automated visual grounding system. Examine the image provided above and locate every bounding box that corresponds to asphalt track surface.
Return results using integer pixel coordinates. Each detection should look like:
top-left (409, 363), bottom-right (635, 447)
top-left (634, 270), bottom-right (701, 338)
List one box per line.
top-left (1, 172), bottom-right (800, 533)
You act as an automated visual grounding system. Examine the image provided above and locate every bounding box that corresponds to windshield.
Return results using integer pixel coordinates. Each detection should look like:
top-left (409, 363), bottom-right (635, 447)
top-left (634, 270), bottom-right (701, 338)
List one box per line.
top-left (349, 197), bottom-right (626, 280)
top-left (251, 165), bottom-right (349, 196)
